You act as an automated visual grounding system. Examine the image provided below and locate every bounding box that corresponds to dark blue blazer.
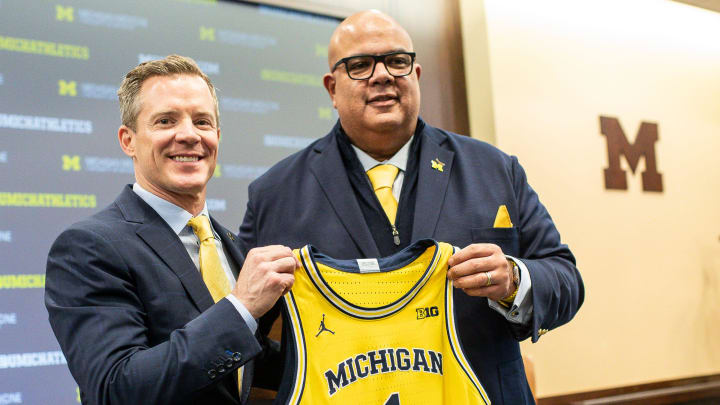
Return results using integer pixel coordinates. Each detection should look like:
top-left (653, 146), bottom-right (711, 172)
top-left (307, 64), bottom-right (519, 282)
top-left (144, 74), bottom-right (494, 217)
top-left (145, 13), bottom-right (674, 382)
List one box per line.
top-left (238, 119), bottom-right (584, 404)
top-left (45, 185), bottom-right (268, 405)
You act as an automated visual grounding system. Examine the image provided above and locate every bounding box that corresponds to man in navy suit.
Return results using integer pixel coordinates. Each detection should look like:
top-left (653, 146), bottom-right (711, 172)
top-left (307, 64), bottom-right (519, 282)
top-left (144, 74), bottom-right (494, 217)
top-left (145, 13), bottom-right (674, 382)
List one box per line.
top-left (45, 55), bottom-right (297, 405)
top-left (239, 11), bottom-right (584, 403)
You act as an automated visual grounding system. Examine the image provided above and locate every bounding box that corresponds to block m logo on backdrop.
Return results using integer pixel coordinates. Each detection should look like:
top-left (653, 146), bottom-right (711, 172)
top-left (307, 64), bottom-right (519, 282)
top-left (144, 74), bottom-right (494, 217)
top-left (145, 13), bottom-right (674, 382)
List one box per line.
top-left (599, 116), bottom-right (663, 192)
top-left (55, 5), bottom-right (74, 22)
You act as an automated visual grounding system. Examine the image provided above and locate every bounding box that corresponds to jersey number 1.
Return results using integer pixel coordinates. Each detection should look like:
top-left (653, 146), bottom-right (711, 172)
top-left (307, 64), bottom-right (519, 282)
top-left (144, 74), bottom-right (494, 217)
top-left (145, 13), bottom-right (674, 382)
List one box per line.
top-left (384, 393), bottom-right (400, 405)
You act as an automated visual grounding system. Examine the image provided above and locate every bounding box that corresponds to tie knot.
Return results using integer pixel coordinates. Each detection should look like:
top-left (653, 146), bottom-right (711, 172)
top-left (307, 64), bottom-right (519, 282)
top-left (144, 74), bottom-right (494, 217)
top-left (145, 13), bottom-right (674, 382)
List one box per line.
top-left (367, 164), bottom-right (399, 191)
top-left (187, 215), bottom-right (214, 242)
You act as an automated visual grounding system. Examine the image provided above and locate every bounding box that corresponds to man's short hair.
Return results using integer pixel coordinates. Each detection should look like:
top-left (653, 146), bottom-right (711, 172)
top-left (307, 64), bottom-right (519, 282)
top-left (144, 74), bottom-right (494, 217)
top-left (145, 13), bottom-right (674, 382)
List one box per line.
top-left (117, 54), bottom-right (219, 131)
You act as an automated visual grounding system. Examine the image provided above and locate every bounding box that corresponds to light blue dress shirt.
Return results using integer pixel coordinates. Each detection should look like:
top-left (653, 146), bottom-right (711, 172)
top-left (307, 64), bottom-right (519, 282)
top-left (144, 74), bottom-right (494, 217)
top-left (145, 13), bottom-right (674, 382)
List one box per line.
top-left (132, 183), bottom-right (257, 333)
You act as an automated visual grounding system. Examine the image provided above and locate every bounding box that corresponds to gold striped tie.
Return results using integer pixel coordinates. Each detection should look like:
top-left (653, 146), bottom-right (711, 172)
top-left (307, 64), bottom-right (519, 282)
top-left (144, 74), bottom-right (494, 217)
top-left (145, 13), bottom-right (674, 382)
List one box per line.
top-left (367, 164), bottom-right (399, 224)
top-left (187, 216), bottom-right (243, 396)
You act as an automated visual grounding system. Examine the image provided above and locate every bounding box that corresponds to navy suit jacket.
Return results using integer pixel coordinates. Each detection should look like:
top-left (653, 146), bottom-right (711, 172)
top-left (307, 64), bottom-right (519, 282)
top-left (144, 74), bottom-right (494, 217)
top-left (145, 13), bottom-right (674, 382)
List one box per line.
top-left (238, 119), bottom-right (584, 404)
top-left (46, 185), bottom-right (271, 405)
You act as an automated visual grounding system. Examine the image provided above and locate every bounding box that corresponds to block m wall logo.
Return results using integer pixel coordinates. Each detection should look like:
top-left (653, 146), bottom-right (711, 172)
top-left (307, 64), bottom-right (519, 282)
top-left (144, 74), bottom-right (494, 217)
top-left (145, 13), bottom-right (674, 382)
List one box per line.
top-left (199, 26), bottom-right (215, 41)
top-left (600, 116), bottom-right (663, 192)
top-left (62, 155), bottom-right (81, 171)
top-left (56, 5), bottom-right (74, 22)
top-left (58, 80), bottom-right (77, 96)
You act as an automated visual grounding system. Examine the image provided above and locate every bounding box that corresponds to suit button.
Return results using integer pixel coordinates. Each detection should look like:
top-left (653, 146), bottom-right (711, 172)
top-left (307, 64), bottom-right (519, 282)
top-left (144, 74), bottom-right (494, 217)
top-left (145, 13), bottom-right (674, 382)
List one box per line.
top-left (233, 352), bottom-right (242, 362)
top-left (218, 366), bottom-right (226, 373)
top-left (208, 369), bottom-right (217, 379)
top-left (225, 359), bottom-right (234, 368)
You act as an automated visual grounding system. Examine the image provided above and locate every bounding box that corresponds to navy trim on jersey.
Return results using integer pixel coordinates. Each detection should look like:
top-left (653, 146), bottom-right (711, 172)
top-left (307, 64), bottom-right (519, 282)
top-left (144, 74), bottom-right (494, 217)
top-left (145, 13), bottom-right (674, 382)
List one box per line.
top-left (309, 238), bottom-right (436, 272)
top-left (286, 291), bottom-right (308, 403)
top-left (299, 239), bottom-right (440, 319)
top-left (443, 278), bottom-right (491, 404)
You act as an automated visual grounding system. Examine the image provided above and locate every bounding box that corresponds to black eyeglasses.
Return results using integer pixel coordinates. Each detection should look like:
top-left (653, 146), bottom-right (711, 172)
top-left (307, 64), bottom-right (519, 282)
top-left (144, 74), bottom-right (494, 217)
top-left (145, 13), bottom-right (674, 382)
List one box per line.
top-left (331, 51), bottom-right (416, 80)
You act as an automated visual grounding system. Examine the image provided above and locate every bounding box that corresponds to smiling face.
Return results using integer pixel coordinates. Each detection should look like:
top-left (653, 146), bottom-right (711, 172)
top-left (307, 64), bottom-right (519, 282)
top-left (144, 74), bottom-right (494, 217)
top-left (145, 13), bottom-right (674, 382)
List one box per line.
top-left (323, 11), bottom-right (422, 161)
top-left (118, 74), bottom-right (220, 213)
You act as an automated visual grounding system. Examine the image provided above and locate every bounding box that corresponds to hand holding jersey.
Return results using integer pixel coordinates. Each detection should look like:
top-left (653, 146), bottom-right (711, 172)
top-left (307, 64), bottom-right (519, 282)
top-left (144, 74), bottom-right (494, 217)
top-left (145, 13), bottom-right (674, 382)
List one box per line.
top-left (232, 245), bottom-right (298, 318)
top-left (446, 204), bottom-right (519, 301)
top-left (447, 244), bottom-right (516, 301)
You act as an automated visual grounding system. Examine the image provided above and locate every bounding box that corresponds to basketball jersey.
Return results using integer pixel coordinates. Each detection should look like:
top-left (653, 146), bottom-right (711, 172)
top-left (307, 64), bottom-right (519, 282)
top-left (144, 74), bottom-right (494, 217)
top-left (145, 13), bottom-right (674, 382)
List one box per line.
top-left (277, 239), bottom-right (490, 405)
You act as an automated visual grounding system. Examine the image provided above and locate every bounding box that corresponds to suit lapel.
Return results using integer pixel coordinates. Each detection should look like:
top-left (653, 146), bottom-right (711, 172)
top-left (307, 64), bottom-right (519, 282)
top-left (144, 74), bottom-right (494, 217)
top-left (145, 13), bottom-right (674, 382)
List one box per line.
top-left (309, 134), bottom-right (380, 257)
top-left (117, 186), bottom-right (215, 312)
top-left (412, 129), bottom-right (455, 241)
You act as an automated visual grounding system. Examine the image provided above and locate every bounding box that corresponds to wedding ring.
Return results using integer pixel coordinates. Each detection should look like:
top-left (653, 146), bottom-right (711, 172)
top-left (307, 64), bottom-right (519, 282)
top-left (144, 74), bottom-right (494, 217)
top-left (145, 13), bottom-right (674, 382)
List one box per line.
top-left (485, 272), bottom-right (493, 287)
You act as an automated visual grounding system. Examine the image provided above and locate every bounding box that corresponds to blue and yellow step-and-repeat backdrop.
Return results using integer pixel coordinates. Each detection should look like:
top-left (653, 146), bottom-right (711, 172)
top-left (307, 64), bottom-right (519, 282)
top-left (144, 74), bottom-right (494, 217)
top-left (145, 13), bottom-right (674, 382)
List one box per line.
top-left (0, 1), bottom-right (338, 403)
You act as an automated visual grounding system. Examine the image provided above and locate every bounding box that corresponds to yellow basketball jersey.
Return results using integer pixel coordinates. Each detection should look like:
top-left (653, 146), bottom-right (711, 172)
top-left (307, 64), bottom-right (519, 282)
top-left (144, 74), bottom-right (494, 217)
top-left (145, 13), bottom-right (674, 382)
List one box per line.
top-left (280, 239), bottom-right (490, 405)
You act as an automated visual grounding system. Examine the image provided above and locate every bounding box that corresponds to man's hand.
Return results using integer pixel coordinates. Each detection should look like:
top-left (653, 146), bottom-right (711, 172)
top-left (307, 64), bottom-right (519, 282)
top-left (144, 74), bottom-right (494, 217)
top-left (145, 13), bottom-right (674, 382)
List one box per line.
top-left (232, 245), bottom-right (298, 319)
top-left (447, 243), bottom-right (514, 301)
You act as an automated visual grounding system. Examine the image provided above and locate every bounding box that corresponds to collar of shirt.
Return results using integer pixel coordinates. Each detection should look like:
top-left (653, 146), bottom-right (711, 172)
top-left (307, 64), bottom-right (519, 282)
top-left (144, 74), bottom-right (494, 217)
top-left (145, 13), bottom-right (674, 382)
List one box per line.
top-left (351, 135), bottom-right (413, 173)
top-left (132, 183), bottom-right (210, 235)
top-left (132, 183), bottom-right (257, 333)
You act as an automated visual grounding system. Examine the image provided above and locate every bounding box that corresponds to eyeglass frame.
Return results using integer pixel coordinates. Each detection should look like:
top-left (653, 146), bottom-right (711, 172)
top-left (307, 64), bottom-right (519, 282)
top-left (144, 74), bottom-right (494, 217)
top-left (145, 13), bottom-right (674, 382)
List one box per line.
top-left (330, 51), bottom-right (417, 80)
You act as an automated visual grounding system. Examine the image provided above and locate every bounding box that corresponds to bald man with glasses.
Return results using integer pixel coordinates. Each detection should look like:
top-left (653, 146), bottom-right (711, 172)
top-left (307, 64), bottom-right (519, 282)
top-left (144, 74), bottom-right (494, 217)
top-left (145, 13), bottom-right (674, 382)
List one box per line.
top-left (239, 10), bottom-right (583, 404)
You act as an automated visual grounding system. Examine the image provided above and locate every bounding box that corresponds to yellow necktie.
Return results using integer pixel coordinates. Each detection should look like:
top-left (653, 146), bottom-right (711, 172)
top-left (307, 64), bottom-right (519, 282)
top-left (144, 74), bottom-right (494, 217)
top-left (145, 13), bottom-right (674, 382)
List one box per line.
top-left (188, 215), bottom-right (231, 301)
top-left (367, 164), bottom-right (399, 224)
top-left (186, 215), bottom-right (243, 396)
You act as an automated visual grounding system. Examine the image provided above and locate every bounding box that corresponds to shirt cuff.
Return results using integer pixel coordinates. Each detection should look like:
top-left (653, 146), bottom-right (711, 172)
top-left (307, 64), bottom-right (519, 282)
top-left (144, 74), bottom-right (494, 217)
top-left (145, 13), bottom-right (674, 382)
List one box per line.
top-left (488, 255), bottom-right (533, 324)
top-left (226, 294), bottom-right (258, 334)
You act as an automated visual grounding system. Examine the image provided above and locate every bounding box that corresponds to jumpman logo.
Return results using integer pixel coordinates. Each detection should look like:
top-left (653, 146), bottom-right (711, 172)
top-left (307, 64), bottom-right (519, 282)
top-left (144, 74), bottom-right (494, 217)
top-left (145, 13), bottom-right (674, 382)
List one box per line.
top-left (315, 314), bottom-right (335, 337)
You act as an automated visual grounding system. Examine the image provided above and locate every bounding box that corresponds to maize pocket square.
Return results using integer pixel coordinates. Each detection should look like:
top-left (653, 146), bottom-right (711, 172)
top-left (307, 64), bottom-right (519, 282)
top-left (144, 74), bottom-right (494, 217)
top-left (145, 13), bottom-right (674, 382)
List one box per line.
top-left (493, 205), bottom-right (513, 228)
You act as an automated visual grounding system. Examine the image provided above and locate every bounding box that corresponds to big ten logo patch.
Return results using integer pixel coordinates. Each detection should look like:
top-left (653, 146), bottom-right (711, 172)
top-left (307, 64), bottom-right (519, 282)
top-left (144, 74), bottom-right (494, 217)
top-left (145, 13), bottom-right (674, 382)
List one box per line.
top-left (600, 116), bottom-right (663, 192)
top-left (416, 306), bottom-right (439, 320)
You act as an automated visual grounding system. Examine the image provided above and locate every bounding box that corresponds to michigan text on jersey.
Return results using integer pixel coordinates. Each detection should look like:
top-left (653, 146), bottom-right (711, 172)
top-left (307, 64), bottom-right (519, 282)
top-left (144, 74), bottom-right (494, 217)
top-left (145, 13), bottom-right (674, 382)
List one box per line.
top-left (324, 347), bottom-right (442, 396)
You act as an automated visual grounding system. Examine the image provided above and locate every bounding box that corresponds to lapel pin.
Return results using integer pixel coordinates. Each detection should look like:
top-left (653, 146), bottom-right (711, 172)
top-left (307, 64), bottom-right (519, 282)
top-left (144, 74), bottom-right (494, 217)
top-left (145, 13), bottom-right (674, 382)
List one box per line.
top-left (431, 158), bottom-right (445, 172)
top-left (226, 232), bottom-right (235, 241)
